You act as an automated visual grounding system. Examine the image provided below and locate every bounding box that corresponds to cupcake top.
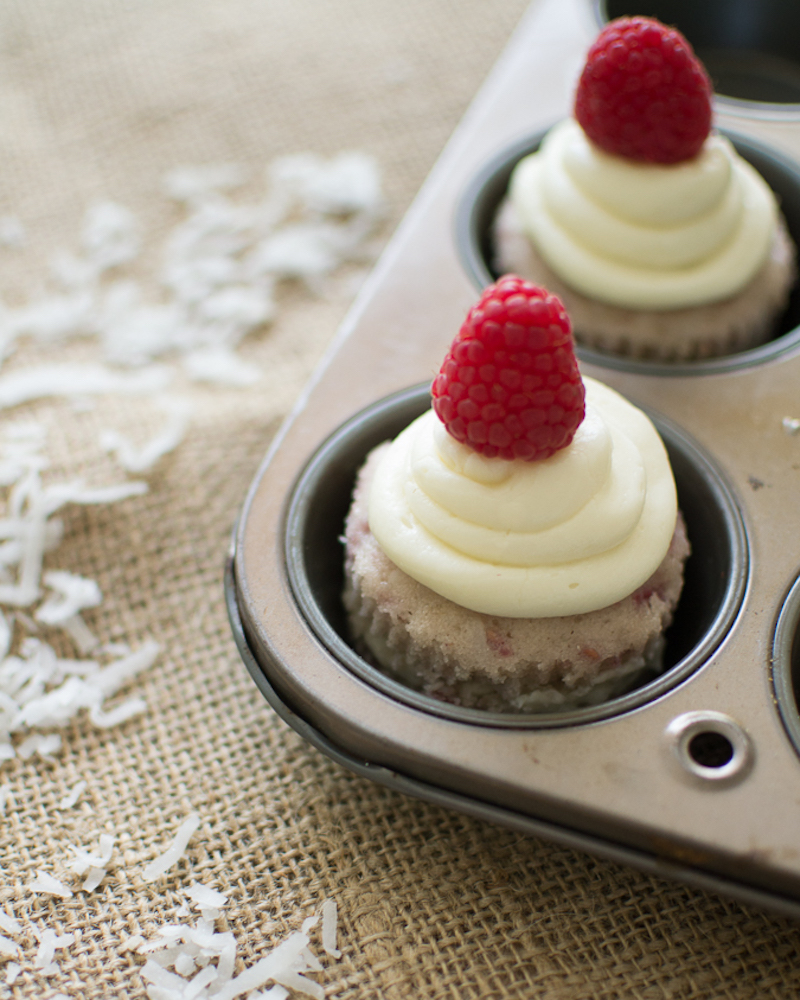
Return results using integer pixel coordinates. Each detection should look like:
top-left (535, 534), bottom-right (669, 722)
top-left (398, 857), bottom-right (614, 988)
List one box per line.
top-left (367, 278), bottom-right (677, 618)
top-left (508, 16), bottom-right (780, 311)
top-left (510, 119), bottom-right (776, 310)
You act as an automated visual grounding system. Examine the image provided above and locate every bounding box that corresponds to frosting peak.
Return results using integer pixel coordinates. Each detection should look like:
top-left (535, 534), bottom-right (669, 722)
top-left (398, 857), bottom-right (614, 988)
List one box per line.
top-left (510, 118), bottom-right (777, 310)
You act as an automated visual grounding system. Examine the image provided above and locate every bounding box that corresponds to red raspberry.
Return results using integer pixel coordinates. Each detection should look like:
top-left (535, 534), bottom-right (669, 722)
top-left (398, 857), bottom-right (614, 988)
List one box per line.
top-left (574, 16), bottom-right (712, 164)
top-left (431, 276), bottom-right (585, 462)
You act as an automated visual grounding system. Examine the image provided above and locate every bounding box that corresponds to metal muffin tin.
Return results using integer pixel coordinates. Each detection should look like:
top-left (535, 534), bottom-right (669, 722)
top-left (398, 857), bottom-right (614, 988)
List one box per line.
top-left (228, 0), bottom-right (800, 919)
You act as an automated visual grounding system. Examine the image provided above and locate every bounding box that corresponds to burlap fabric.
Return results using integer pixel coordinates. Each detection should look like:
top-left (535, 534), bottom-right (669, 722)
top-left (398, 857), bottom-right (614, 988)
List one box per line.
top-left (1, 1), bottom-right (799, 997)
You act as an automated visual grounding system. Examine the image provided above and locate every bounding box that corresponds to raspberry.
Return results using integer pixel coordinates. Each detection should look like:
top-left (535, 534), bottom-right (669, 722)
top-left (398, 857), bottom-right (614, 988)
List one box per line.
top-left (574, 16), bottom-right (712, 164)
top-left (431, 276), bottom-right (585, 462)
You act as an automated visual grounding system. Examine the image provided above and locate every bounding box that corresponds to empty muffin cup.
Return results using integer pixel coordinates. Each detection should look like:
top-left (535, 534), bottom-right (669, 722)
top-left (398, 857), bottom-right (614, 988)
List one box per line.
top-left (284, 383), bottom-right (748, 729)
top-left (597, 0), bottom-right (800, 112)
top-left (455, 127), bottom-right (800, 375)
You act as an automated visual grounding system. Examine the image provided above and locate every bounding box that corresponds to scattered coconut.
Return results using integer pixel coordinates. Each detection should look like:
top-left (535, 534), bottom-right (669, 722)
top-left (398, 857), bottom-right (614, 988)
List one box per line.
top-left (101, 396), bottom-right (191, 473)
top-left (33, 926), bottom-right (75, 976)
top-left (321, 898), bottom-right (341, 959)
top-left (0, 364), bottom-right (171, 410)
top-left (16, 733), bottom-right (61, 760)
top-left (0, 936), bottom-right (18, 958)
top-left (0, 910), bottom-right (21, 937)
top-left (138, 913), bottom-right (329, 1000)
top-left (58, 779), bottom-right (87, 809)
top-left (143, 813), bottom-right (201, 883)
top-left (68, 832), bottom-right (114, 891)
top-left (28, 870), bottom-right (73, 899)
top-left (36, 572), bottom-right (102, 627)
top-left (0, 148), bottom-right (376, 994)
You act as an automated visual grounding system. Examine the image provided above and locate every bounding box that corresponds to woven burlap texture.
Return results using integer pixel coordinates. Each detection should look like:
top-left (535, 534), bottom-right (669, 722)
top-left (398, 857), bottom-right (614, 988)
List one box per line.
top-left (1, 1), bottom-right (799, 998)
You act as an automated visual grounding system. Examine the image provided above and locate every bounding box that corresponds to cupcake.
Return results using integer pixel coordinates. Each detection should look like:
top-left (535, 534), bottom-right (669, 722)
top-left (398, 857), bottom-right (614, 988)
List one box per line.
top-left (342, 276), bottom-right (690, 712)
top-left (493, 17), bottom-right (797, 361)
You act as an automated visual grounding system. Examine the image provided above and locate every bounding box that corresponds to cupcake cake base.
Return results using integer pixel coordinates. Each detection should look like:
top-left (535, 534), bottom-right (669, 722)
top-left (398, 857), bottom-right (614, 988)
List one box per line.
top-left (343, 444), bottom-right (691, 713)
top-left (493, 198), bottom-right (797, 362)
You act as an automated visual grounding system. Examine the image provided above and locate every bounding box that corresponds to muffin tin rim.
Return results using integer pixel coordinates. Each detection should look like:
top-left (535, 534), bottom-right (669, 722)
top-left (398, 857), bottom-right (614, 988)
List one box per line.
top-left (771, 574), bottom-right (800, 758)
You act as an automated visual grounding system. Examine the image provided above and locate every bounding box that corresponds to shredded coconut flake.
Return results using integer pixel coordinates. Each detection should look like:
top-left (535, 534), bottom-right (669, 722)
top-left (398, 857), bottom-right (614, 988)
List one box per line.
top-left (60, 614), bottom-right (100, 654)
top-left (28, 870), bottom-right (73, 898)
top-left (133, 892), bottom-right (338, 1000)
top-left (36, 571), bottom-right (102, 626)
top-left (271, 151), bottom-right (382, 216)
top-left (0, 935), bottom-right (18, 957)
top-left (89, 695), bottom-right (147, 728)
top-left (182, 348), bottom-right (260, 387)
top-left (17, 732), bottom-right (61, 759)
top-left (321, 899), bottom-right (340, 958)
top-left (80, 201), bottom-right (141, 272)
top-left (186, 883), bottom-right (228, 910)
top-left (143, 813), bottom-right (201, 882)
top-left (0, 611), bottom-right (11, 661)
top-left (122, 935), bottom-right (146, 953)
top-left (92, 639), bottom-right (160, 698)
top-left (0, 423), bottom-right (149, 613)
top-left (68, 832), bottom-right (114, 891)
top-left (0, 910), bottom-right (21, 937)
top-left (34, 927), bottom-right (75, 971)
top-left (0, 364), bottom-right (171, 410)
top-left (59, 779), bottom-right (87, 809)
top-left (81, 867), bottom-right (106, 892)
top-left (101, 397), bottom-right (191, 472)
top-left (4, 640), bottom-right (158, 757)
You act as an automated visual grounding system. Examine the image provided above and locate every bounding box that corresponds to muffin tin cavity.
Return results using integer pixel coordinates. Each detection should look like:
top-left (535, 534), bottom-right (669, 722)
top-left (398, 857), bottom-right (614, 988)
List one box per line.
top-left (284, 383), bottom-right (747, 729)
top-left (455, 128), bottom-right (800, 375)
top-left (771, 576), bottom-right (800, 758)
top-left (597, 0), bottom-right (800, 112)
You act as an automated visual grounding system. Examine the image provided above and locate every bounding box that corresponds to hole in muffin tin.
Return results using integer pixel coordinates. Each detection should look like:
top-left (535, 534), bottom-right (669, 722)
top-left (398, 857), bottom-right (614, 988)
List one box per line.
top-left (689, 730), bottom-right (734, 768)
top-left (664, 710), bottom-right (752, 781)
top-left (455, 126), bottom-right (800, 376)
top-left (770, 576), bottom-right (800, 758)
top-left (596, 0), bottom-right (800, 114)
top-left (285, 383), bottom-right (748, 729)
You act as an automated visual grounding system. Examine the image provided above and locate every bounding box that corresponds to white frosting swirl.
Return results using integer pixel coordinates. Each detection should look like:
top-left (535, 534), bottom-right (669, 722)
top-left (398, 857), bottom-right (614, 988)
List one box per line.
top-left (510, 118), bottom-right (778, 310)
top-left (368, 378), bottom-right (677, 618)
